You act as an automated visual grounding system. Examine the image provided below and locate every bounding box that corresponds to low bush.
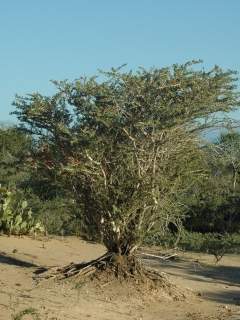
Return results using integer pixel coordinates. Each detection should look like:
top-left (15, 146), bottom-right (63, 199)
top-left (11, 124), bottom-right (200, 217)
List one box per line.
top-left (145, 230), bottom-right (240, 255)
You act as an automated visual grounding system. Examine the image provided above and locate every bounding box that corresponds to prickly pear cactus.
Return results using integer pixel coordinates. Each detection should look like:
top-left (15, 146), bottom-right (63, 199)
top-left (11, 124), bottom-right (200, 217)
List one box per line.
top-left (0, 188), bottom-right (44, 235)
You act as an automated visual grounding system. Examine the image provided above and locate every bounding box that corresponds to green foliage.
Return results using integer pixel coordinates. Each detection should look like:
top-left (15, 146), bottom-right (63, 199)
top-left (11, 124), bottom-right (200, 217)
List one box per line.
top-left (12, 62), bottom-right (240, 254)
top-left (37, 197), bottom-right (83, 235)
top-left (0, 188), bottom-right (44, 235)
top-left (0, 127), bottom-right (31, 187)
top-left (145, 230), bottom-right (240, 255)
top-left (184, 131), bottom-right (240, 234)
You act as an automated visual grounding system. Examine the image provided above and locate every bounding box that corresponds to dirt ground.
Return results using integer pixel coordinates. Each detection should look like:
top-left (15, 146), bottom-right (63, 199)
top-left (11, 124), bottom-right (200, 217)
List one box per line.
top-left (0, 235), bottom-right (239, 320)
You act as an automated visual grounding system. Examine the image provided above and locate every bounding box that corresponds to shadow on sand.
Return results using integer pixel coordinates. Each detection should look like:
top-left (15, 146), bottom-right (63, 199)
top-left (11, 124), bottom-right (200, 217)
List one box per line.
top-left (142, 254), bottom-right (240, 305)
top-left (0, 251), bottom-right (38, 268)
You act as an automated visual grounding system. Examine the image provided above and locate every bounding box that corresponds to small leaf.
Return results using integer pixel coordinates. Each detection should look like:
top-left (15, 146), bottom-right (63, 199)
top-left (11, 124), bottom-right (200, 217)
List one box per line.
top-left (21, 200), bottom-right (28, 210)
top-left (14, 215), bottom-right (22, 226)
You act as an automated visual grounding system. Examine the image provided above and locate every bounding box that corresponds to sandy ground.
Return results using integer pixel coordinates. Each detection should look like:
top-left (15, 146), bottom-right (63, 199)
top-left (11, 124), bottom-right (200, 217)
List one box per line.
top-left (0, 235), bottom-right (239, 320)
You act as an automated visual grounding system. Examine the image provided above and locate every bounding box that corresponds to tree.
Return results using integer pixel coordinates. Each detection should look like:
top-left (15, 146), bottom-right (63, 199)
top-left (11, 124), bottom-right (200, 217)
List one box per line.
top-left (13, 61), bottom-right (240, 279)
top-left (217, 131), bottom-right (240, 190)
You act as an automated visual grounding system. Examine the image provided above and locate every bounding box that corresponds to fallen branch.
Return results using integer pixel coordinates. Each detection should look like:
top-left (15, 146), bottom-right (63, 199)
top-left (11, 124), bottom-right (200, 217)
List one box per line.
top-left (34, 252), bottom-right (112, 280)
top-left (140, 252), bottom-right (178, 261)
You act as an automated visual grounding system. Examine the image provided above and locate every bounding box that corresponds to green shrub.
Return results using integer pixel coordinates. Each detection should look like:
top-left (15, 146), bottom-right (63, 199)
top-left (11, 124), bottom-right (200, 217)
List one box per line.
top-left (0, 187), bottom-right (44, 235)
top-left (145, 229), bottom-right (240, 255)
top-left (36, 197), bottom-right (84, 236)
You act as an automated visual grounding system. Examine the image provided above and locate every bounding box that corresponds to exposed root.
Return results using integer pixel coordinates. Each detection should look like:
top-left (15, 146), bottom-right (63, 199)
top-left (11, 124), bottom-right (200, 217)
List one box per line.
top-left (35, 252), bottom-right (112, 280)
top-left (34, 252), bottom-right (186, 301)
top-left (35, 252), bottom-right (166, 282)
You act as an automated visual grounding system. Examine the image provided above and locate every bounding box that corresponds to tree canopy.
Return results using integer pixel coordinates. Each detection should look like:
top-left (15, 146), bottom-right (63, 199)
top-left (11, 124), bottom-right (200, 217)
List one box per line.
top-left (12, 61), bottom-right (240, 255)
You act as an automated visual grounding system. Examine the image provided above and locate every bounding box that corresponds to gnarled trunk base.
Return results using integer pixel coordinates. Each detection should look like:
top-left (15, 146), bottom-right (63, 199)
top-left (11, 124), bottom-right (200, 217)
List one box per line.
top-left (34, 252), bottom-right (187, 301)
top-left (35, 252), bottom-right (166, 283)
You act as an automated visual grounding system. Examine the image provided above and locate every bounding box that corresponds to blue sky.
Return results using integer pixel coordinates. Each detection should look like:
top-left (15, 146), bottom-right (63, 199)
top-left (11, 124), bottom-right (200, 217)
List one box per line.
top-left (1, 0), bottom-right (240, 123)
